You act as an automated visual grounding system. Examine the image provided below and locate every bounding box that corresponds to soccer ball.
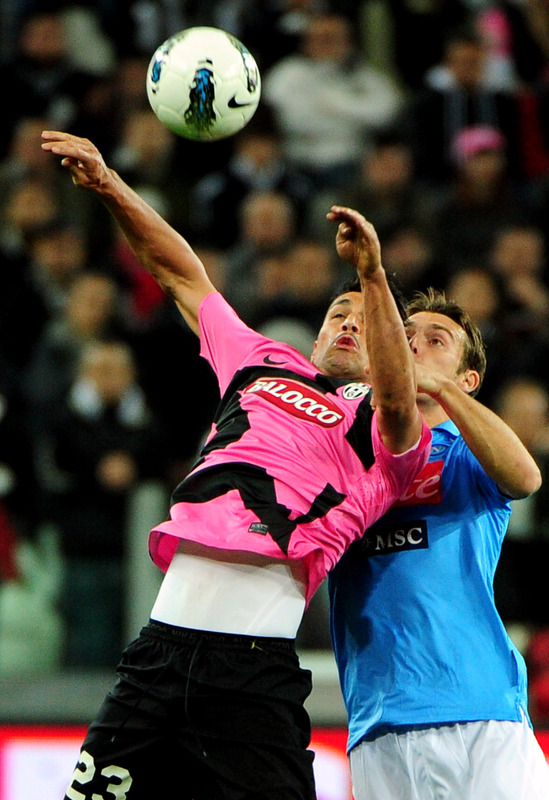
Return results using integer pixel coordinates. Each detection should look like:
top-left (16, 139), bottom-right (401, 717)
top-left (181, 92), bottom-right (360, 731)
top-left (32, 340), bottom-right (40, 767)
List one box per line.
top-left (146, 27), bottom-right (261, 142)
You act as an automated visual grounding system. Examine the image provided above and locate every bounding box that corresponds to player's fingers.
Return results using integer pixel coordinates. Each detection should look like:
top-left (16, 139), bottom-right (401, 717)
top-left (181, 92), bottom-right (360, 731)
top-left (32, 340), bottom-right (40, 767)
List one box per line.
top-left (41, 130), bottom-right (73, 141)
top-left (327, 206), bottom-right (353, 223)
top-left (41, 131), bottom-right (96, 160)
top-left (42, 141), bottom-right (82, 160)
top-left (41, 130), bottom-right (93, 146)
top-left (330, 205), bottom-right (366, 225)
top-left (338, 222), bottom-right (353, 237)
top-left (60, 157), bottom-right (83, 170)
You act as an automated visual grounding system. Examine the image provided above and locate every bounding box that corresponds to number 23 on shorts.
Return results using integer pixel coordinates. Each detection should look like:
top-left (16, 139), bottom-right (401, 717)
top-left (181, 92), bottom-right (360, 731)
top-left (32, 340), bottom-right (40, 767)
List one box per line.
top-left (66, 750), bottom-right (133, 800)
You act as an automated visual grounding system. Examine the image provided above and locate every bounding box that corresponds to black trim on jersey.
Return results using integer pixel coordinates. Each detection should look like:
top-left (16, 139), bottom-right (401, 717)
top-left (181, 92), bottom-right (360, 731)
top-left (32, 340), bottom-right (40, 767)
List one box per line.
top-left (345, 397), bottom-right (375, 471)
top-left (199, 391), bottom-right (251, 462)
top-left (171, 462), bottom-right (346, 554)
top-left (170, 363), bottom-right (365, 553)
top-left (218, 365), bottom-right (345, 407)
top-left (312, 372), bottom-right (350, 396)
top-left (194, 365), bottom-right (348, 469)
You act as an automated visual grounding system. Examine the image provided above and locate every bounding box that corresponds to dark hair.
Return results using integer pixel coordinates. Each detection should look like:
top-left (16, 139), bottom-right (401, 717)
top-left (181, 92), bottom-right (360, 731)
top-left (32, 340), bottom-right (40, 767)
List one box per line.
top-left (406, 288), bottom-right (486, 394)
top-left (331, 272), bottom-right (408, 321)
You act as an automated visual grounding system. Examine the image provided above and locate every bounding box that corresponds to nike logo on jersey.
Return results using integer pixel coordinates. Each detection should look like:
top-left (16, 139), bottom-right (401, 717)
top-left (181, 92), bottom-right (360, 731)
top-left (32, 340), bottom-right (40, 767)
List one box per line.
top-left (263, 354), bottom-right (288, 365)
top-left (228, 94), bottom-right (254, 108)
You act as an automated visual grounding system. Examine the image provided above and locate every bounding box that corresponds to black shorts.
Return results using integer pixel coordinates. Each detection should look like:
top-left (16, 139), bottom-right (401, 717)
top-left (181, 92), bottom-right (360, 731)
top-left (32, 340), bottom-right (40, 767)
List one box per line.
top-left (63, 620), bottom-right (316, 800)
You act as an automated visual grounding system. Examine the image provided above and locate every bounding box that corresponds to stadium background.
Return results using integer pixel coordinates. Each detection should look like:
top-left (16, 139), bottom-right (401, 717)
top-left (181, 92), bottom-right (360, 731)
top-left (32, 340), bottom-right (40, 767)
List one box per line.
top-left (1, 2), bottom-right (549, 797)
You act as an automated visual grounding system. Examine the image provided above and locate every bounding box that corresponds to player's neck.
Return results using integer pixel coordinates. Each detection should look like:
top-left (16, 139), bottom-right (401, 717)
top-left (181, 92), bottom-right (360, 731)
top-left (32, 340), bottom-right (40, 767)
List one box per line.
top-left (417, 395), bottom-right (449, 429)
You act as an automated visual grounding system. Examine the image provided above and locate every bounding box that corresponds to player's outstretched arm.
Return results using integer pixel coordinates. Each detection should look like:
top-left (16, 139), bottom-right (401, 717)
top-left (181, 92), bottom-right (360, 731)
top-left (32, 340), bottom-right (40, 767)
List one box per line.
top-left (41, 131), bottom-right (215, 335)
top-left (327, 205), bottom-right (422, 454)
top-left (416, 365), bottom-right (542, 498)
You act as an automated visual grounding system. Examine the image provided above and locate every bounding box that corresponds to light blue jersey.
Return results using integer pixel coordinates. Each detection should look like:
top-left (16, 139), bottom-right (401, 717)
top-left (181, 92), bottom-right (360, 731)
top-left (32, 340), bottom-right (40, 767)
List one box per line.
top-left (329, 420), bottom-right (530, 752)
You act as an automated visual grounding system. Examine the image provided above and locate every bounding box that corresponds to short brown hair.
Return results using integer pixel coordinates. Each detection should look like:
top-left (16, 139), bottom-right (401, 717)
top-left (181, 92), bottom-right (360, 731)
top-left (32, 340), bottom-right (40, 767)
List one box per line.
top-left (406, 288), bottom-right (486, 395)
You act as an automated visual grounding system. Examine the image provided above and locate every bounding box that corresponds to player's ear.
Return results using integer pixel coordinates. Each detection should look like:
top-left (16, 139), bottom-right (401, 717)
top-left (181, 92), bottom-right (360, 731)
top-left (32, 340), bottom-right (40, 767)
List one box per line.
top-left (458, 369), bottom-right (480, 395)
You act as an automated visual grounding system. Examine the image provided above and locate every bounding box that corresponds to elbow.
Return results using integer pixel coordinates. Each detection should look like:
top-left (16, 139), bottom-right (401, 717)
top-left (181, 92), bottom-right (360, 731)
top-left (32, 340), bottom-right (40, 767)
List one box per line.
top-left (506, 462), bottom-right (542, 500)
top-left (522, 463), bottom-right (542, 497)
top-left (376, 402), bottom-right (422, 454)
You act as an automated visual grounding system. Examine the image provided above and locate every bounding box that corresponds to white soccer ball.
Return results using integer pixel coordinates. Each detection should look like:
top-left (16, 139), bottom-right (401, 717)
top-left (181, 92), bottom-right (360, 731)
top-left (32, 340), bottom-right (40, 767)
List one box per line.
top-left (146, 26), bottom-right (261, 142)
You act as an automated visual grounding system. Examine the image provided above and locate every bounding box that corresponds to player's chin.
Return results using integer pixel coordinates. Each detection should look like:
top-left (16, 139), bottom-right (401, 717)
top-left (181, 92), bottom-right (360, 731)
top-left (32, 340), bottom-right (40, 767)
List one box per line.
top-left (323, 353), bottom-right (365, 380)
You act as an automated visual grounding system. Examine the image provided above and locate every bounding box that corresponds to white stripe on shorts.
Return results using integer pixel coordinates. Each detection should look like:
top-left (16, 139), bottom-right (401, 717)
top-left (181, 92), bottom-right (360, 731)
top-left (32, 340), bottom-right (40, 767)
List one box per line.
top-left (349, 715), bottom-right (549, 800)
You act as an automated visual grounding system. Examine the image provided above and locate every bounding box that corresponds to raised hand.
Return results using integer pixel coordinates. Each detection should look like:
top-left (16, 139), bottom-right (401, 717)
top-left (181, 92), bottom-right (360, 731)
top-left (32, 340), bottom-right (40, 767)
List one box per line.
top-left (326, 205), bottom-right (382, 280)
top-left (41, 129), bottom-right (216, 335)
top-left (414, 362), bottom-right (444, 398)
top-left (41, 131), bottom-right (111, 192)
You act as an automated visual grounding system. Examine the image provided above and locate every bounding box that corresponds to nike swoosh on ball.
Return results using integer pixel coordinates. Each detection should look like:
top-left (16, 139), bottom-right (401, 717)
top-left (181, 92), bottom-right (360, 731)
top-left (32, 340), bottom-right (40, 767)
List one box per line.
top-left (228, 94), bottom-right (255, 108)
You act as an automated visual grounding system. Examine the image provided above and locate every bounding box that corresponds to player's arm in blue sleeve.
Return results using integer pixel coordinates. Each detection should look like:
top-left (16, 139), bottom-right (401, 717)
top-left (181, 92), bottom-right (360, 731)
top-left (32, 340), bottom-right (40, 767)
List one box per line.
top-left (41, 131), bottom-right (215, 336)
top-left (416, 364), bottom-right (541, 499)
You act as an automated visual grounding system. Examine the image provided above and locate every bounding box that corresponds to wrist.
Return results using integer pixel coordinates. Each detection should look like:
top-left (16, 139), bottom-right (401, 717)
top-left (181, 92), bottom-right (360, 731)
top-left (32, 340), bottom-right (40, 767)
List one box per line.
top-left (358, 262), bottom-right (384, 283)
top-left (435, 376), bottom-right (467, 408)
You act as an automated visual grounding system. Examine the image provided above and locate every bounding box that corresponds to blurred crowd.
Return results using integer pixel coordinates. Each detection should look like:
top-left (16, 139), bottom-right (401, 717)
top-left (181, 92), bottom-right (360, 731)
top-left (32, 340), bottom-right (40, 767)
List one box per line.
top-left (1, 0), bottom-right (549, 723)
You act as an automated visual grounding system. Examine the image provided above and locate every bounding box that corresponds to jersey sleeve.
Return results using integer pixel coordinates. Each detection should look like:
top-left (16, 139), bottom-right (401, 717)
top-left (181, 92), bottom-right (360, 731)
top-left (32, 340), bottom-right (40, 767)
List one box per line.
top-left (371, 411), bottom-right (432, 497)
top-left (455, 436), bottom-right (512, 508)
top-left (198, 292), bottom-right (268, 396)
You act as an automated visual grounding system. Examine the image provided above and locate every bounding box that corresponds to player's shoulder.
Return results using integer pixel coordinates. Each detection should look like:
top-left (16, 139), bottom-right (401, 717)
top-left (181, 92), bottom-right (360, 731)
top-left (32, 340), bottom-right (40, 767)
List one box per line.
top-left (432, 423), bottom-right (471, 458)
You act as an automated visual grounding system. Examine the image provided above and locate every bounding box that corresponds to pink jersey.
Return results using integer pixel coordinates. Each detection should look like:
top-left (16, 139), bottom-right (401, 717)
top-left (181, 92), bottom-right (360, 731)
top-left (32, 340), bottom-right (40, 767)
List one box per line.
top-left (150, 292), bottom-right (431, 603)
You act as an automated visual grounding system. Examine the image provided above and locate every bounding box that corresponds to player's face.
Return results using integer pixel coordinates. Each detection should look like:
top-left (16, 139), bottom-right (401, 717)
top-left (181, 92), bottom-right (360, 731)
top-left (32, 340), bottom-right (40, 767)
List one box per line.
top-left (311, 292), bottom-right (369, 380)
top-left (406, 311), bottom-right (467, 381)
